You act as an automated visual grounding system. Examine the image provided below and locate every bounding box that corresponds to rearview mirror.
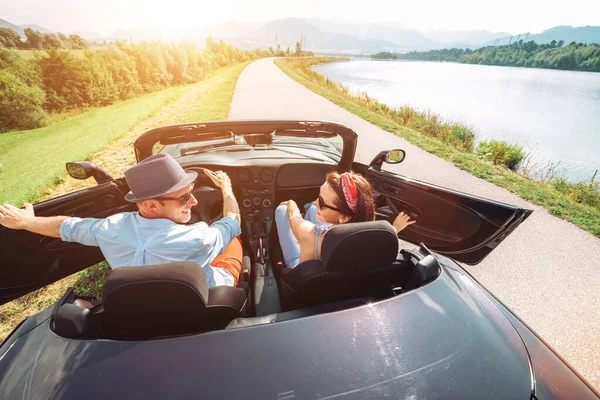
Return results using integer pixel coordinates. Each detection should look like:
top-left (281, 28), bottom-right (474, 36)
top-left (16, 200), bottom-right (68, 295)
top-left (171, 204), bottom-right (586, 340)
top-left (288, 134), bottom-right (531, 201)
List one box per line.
top-left (66, 162), bottom-right (113, 184)
top-left (369, 149), bottom-right (406, 171)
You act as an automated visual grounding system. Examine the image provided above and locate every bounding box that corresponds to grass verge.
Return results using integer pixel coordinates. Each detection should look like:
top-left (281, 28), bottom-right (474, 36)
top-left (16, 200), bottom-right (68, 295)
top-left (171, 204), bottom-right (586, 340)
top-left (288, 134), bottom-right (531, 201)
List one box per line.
top-left (275, 57), bottom-right (600, 237)
top-left (0, 61), bottom-right (251, 342)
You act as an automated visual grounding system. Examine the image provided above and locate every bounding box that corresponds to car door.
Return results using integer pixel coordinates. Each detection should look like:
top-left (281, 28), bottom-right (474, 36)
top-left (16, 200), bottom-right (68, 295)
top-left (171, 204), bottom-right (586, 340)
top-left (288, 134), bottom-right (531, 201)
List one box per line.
top-left (354, 161), bottom-right (532, 265)
top-left (0, 180), bottom-right (134, 305)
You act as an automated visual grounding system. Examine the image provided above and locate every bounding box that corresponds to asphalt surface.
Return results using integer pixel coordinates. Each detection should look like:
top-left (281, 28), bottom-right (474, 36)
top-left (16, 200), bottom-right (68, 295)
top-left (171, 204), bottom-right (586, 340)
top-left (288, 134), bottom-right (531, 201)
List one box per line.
top-left (229, 58), bottom-right (600, 389)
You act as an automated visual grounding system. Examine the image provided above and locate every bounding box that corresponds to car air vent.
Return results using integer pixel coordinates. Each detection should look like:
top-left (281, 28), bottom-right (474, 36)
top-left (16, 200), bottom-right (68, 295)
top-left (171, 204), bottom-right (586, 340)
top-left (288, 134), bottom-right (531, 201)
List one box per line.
top-left (259, 168), bottom-right (273, 183)
top-left (238, 168), bottom-right (252, 183)
top-left (369, 178), bottom-right (379, 189)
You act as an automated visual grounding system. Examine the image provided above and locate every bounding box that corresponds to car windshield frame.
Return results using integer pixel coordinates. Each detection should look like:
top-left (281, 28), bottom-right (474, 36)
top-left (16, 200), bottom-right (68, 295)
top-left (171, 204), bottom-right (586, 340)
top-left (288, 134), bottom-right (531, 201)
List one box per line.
top-left (133, 120), bottom-right (357, 171)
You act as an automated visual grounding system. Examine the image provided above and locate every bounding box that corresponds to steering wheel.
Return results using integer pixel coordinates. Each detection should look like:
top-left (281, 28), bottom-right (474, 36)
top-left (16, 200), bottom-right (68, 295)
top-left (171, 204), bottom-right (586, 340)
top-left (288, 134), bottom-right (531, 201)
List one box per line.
top-left (187, 168), bottom-right (223, 224)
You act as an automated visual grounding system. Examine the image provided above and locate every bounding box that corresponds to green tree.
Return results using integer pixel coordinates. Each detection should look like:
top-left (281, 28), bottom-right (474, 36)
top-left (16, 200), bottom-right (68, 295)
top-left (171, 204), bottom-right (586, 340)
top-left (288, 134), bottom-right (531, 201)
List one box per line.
top-left (95, 45), bottom-right (142, 99)
top-left (68, 34), bottom-right (88, 49)
top-left (42, 33), bottom-right (64, 49)
top-left (0, 47), bottom-right (47, 131)
top-left (0, 28), bottom-right (22, 49)
top-left (24, 28), bottom-right (44, 49)
top-left (295, 41), bottom-right (302, 56)
top-left (37, 49), bottom-right (89, 111)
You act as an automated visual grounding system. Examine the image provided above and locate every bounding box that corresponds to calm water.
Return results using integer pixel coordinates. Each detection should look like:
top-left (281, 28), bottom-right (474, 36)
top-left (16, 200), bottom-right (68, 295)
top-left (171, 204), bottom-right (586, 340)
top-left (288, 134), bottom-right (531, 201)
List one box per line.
top-left (314, 60), bottom-right (600, 182)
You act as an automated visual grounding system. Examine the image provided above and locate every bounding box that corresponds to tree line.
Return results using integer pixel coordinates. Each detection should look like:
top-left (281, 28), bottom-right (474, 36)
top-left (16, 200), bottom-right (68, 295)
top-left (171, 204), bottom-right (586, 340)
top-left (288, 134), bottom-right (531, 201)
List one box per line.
top-left (372, 40), bottom-right (600, 72)
top-left (0, 27), bottom-right (87, 50)
top-left (0, 37), bottom-right (288, 132)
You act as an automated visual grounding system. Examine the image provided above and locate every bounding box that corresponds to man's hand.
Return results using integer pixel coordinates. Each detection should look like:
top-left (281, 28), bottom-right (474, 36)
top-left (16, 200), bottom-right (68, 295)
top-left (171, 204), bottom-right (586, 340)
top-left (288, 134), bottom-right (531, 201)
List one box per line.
top-left (204, 170), bottom-right (240, 224)
top-left (392, 212), bottom-right (416, 234)
top-left (0, 203), bottom-right (34, 230)
top-left (204, 169), bottom-right (232, 193)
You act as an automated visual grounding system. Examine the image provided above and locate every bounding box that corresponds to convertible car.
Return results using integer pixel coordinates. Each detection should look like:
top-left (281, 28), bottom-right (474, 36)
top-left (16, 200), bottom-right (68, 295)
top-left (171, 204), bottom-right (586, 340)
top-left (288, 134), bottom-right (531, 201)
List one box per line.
top-left (1, 120), bottom-right (598, 399)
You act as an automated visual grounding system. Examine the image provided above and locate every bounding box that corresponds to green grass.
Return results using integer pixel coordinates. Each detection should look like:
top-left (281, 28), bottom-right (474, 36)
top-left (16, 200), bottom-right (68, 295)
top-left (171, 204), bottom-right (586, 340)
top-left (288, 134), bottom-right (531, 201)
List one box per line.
top-left (0, 61), bottom-right (251, 343)
top-left (0, 57), bottom-right (249, 208)
top-left (275, 57), bottom-right (600, 237)
top-left (0, 87), bottom-right (188, 205)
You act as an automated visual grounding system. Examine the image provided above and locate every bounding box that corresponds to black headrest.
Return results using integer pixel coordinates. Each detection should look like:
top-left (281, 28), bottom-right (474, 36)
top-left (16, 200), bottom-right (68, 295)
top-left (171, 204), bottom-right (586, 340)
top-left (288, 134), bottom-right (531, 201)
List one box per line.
top-left (102, 262), bottom-right (209, 327)
top-left (321, 220), bottom-right (399, 272)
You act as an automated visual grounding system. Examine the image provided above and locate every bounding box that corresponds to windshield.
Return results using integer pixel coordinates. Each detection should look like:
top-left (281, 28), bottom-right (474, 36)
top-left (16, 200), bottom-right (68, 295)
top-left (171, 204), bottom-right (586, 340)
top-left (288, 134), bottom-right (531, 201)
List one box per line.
top-left (158, 132), bottom-right (344, 162)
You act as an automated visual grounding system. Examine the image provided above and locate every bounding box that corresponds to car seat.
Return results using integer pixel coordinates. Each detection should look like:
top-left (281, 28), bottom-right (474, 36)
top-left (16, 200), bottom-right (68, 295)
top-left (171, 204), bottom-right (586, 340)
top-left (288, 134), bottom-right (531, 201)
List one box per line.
top-left (278, 220), bottom-right (410, 311)
top-left (102, 262), bottom-right (248, 339)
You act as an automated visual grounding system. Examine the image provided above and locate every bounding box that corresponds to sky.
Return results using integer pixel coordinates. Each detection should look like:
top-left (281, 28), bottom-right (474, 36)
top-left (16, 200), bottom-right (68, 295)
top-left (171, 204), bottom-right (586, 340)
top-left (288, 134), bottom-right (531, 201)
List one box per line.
top-left (1, 0), bottom-right (599, 36)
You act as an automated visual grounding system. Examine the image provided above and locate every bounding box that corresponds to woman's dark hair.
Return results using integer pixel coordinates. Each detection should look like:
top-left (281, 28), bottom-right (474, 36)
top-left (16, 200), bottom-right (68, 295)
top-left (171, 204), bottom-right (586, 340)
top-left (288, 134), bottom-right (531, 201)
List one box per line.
top-left (326, 170), bottom-right (375, 223)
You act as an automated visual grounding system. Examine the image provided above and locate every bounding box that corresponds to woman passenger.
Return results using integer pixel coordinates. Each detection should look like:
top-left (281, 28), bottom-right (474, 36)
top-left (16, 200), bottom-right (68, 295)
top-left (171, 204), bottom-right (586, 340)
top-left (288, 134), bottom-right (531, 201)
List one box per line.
top-left (275, 171), bottom-right (415, 269)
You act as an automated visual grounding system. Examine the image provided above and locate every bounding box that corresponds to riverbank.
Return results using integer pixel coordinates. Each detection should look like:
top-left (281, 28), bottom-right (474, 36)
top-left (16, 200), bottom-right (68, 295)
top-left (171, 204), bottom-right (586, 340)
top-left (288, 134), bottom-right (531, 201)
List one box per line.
top-left (274, 57), bottom-right (600, 237)
top-left (0, 61), bottom-right (251, 342)
top-left (374, 41), bottom-right (600, 73)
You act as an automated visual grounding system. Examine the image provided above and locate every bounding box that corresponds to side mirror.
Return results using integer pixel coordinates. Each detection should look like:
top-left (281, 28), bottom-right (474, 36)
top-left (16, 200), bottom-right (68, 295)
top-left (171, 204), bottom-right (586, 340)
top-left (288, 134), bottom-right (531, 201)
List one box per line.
top-left (369, 149), bottom-right (406, 171)
top-left (66, 162), bottom-right (113, 184)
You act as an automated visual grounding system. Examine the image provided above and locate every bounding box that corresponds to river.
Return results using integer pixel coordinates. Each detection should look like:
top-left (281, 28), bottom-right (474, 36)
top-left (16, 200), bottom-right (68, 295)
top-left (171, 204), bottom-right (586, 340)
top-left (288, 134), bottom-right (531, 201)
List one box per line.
top-left (313, 60), bottom-right (600, 182)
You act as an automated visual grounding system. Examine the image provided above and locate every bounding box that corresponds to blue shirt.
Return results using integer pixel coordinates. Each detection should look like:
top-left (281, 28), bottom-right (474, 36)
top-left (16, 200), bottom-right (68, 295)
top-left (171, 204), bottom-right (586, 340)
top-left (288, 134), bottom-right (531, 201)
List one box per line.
top-left (59, 212), bottom-right (241, 287)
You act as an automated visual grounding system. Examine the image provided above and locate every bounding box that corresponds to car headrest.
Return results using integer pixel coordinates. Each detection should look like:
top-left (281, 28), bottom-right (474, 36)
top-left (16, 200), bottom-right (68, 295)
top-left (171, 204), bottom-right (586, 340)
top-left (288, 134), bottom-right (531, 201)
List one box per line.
top-left (102, 262), bottom-right (209, 325)
top-left (321, 220), bottom-right (399, 272)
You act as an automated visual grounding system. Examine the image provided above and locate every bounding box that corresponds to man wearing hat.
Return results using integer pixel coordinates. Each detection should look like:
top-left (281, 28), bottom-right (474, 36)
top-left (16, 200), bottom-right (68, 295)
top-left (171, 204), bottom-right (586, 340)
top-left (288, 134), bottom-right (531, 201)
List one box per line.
top-left (0, 154), bottom-right (243, 288)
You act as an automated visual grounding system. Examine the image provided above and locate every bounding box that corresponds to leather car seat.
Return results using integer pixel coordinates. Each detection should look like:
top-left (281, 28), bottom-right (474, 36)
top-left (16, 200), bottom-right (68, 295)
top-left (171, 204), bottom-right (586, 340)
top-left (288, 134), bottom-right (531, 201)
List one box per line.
top-left (278, 220), bottom-right (408, 311)
top-left (102, 262), bottom-right (247, 339)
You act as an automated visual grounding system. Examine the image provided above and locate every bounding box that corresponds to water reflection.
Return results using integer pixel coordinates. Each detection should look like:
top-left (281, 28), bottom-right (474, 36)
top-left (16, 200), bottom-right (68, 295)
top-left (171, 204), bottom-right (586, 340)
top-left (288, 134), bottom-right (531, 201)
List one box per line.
top-left (315, 60), bottom-right (600, 182)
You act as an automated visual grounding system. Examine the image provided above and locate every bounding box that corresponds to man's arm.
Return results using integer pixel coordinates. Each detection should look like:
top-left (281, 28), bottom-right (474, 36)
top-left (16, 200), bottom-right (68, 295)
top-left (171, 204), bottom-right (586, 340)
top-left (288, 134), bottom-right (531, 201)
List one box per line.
top-left (203, 170), bottom-right (240, 224)
top-left (0, 203), bottom-right (68, 238)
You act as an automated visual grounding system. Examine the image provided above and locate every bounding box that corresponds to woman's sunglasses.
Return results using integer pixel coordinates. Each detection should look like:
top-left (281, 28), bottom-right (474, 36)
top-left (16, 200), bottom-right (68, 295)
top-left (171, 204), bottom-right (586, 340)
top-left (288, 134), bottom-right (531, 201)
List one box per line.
top-left (155, 185), bottom-right (195, 206)
top-left (318, 195), bottom-right (344, 213)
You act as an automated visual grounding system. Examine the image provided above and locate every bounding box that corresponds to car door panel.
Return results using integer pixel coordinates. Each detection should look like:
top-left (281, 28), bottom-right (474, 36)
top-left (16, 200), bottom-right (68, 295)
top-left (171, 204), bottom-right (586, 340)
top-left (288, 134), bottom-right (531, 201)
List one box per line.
top-left (358, 163), bottom-right (532, 265)
top-left (0, 181), bottom-right (133, 305)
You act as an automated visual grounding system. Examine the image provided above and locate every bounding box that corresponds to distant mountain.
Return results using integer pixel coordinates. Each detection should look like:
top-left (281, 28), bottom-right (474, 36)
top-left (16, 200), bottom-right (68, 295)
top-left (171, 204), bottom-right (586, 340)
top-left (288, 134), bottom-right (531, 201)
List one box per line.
top-left (306, 19), bottom-right (436, 50)
top-left (108, 27), bottom-right (166, 40)
top-left (4, 15), bottom-right (598, 54)
top-left (194, 21), bottom-right (259, 39)
top-left (71, 31), bottom-right (104, 41)
top-left (485, 26), bottom-right (600, 46)
top-left (0, 18), bottom-right (24, 35)
top-left (244, 17), bottom-right (405, 53)
top-left (424, 29), bottom-right (511, 47)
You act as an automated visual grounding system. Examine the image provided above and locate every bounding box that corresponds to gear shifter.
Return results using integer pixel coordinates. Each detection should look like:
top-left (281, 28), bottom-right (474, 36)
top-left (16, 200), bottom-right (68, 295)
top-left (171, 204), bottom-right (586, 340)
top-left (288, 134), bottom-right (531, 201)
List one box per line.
top-left (251, 210), bottom-right (267, 238)
top-left (257, 237), bottom-right (265, 264)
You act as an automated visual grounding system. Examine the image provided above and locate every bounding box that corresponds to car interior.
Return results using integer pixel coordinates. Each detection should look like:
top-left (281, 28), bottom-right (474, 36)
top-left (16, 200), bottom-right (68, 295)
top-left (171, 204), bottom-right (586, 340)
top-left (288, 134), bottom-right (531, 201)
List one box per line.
top-left (50, 159), bottom-right (442, 341)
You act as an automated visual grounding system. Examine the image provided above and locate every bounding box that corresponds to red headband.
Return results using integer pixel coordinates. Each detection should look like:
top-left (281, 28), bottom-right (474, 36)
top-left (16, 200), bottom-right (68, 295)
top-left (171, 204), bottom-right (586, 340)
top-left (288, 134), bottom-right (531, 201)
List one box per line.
top-left (341, 172), bottom-right (358, 213)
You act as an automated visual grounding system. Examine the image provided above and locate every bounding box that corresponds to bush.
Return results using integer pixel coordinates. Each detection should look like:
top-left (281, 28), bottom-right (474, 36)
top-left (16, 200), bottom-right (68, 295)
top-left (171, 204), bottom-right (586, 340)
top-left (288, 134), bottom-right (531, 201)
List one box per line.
top-left (551, 177), bottom-right (600, 208)
top-left (0, 48), bottom-right (47, 131)
top-left (95, 46), bottom-right (142, 100)
top-left (0, 69), bottom-right (48, 131)
top-left (476, 140), bottom-right (525, 170)
top-left (37, 49), bottom-right (89, 112)
top-left (448, 123), bottom-right (476, 152)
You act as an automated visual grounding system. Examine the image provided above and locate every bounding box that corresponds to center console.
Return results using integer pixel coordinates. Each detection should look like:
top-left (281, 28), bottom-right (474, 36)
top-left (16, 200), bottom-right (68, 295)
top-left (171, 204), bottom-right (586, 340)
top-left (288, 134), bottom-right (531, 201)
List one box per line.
top-left (238, 181), bottom-right (280, 315)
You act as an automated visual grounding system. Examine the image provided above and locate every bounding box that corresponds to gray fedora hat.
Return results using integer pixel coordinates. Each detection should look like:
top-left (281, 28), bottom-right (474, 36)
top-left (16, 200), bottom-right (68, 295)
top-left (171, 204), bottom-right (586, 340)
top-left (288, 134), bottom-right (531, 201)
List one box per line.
top-left (124, 153), bottom-right (198, 202)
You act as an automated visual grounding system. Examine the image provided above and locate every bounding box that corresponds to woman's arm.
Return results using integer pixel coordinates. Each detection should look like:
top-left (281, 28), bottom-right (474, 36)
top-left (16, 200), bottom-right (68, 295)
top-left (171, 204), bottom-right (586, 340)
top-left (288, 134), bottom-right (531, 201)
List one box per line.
top-left (283, 200), bottom-right (314, 247)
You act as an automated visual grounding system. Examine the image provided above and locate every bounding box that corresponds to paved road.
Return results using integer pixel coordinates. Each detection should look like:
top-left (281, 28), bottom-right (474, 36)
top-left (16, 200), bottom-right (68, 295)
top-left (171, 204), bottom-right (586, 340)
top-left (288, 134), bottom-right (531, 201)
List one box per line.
top-left (229, 58), bottom-right (600, 389)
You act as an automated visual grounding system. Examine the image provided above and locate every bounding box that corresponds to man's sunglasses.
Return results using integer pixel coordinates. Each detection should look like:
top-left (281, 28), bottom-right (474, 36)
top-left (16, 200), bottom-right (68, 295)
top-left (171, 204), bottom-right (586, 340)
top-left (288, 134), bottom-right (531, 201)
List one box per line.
top-left (318, 195), bottom-right (344, 213)
top-left (154, 185), bottom-right (195, 206)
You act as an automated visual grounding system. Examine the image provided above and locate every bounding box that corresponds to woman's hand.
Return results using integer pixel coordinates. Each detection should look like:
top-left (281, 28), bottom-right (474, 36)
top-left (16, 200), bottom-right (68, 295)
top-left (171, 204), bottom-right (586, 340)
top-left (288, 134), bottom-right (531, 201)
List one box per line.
top-left (392, 212), bottom-right (415, 234)
top-left (283, 200), bottom-right (301, 219)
